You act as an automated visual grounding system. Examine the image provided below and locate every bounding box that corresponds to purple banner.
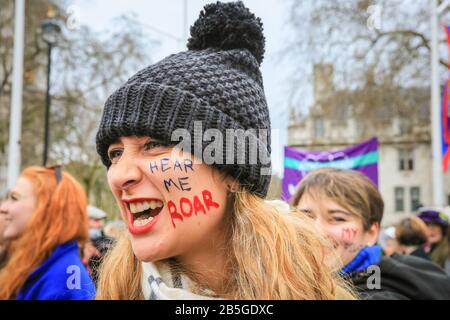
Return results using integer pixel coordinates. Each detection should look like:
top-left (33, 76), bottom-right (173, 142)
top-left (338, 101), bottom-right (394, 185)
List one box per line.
top-left (282, 137), bottom-right (379, 201)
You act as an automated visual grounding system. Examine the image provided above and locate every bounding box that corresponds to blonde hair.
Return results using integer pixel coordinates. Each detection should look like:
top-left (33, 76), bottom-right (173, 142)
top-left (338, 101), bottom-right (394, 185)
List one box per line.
top-left (96, 186), bottom-right (355, 300)
top-left (291, 168), bottom-right (384, 231)
top-left (0, 166), bottom-right (89, 299)
top-left (104, 220), bottom-right (126, 239)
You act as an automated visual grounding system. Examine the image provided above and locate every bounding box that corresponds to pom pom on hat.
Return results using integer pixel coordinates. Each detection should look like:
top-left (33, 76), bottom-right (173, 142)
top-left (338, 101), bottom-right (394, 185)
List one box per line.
top-left (187, 1), bottom-right (265, 65)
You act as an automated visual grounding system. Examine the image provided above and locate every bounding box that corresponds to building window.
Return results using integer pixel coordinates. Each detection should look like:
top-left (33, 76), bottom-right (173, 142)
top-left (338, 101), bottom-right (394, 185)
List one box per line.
top-left (399, 118), bottom-right (412, 135)
top-left (395, 187), bottom-right (405, 212)
top-left (398, 148), bottom-right (414, 171)
top-left (313, 118), bottom-right (325, 139)
top-left (410, 187), bottom-right (421, 211)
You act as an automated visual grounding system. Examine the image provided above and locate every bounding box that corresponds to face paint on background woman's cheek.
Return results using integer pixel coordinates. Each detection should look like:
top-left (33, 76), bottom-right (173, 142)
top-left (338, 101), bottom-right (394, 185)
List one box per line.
top-left (341, 227), bottom-right (357, 242)
top-left (327, 227), bottom-right (359, 253)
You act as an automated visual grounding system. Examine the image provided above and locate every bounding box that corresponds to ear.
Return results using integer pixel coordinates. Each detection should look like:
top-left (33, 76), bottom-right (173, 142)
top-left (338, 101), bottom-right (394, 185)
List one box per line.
top-left (224, 176), bottom-right (239, 192)
top-left (366, 222), bottom-right (380, 246)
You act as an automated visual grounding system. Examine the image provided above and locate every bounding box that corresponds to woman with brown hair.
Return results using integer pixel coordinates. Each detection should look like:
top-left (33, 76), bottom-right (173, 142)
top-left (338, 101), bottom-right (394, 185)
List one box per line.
top-left (292, 167), bottom-right (450, 300)
top-left (0, 166), bottom-right (95, 299)
top-left (395, 216), bottom-right (430, 261)
top-left (94, 1), bottom-right (354, 300)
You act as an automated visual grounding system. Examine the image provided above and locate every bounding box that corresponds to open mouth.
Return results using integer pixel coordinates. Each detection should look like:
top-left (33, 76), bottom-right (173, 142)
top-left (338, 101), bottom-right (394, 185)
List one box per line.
top-left (123, 199), bottom-right (164, 231)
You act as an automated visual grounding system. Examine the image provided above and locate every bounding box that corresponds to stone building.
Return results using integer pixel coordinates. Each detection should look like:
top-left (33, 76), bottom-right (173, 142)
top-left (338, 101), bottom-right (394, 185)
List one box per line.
top-left (288, 64), bottom-right (450, 226)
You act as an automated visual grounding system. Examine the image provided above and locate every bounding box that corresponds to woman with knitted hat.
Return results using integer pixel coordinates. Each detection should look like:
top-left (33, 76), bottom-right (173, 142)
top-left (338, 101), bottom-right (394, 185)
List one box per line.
top-left (95, 1), bottom-right (354, 300)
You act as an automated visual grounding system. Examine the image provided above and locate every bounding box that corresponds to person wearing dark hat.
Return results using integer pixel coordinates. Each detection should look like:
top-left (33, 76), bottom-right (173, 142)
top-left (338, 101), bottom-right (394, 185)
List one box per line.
top-left (418, 208), bottom-right (449, 269)
top-left (94, 1), bottom-right (354, 300)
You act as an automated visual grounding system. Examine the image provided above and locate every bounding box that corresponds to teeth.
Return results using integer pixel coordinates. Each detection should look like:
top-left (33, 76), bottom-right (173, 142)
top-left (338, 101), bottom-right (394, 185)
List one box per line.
top-left (153, 200), bottom-right (163, 208)
top-left (142, 201), bottom-right (150, 211)
top-left (133, 216), bottom-right (154, 227)
top-left (128, 200), bottom-right (164, 214)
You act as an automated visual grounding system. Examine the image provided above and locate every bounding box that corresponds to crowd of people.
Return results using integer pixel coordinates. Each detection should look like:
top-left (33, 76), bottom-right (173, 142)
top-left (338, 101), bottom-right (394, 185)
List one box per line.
top-left (380, 209), bottom-right (450, 274)
top-left (1, 1), bottom-right (450, 300)
top-left (291, 168), bottom-right (450, 299)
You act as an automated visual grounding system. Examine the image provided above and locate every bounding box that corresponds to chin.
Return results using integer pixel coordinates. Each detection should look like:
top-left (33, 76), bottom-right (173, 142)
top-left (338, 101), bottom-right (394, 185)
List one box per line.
top-left (3, 229), bottom-right (20, 241)
top-left (130, 236), bottom-right (166, 263)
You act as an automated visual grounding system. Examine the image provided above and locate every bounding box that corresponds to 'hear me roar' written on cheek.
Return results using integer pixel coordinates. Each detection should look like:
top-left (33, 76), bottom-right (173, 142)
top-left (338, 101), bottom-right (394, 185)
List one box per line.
top-left (148, 158), bottom-right (220, 229)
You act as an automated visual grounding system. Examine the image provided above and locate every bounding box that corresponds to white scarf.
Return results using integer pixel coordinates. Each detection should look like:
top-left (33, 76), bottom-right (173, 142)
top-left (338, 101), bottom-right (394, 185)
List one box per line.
top-left (141, 261), bottom-right (220, 300)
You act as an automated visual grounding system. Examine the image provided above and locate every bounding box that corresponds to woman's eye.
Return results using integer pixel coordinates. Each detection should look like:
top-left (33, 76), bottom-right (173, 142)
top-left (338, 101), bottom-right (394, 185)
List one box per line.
top-left (108, 149), bottom-right (123, 163)
top-left (144, 140), bottom-right (167, 151)
top-left (332, 216), bottom-right (346, 222)
top-left (7, 193), bottom-right (18, 201)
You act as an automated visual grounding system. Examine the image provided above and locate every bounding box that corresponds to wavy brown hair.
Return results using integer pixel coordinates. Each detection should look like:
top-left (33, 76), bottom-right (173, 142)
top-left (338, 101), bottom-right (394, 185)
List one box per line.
top-left (96, 185), bottom-right (355, 300)
top-left (396, 216), bottom-right (428, 247)
top-left (0, 167), bottom-right (89, 299)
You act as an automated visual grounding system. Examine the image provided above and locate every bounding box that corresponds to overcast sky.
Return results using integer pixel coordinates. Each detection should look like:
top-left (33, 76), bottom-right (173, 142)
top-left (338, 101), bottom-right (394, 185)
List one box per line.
top-left (69, 0), bottom-right (302, 175)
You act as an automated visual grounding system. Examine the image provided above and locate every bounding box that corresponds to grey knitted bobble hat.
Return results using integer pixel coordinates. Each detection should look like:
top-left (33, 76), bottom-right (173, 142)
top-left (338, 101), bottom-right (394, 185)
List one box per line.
top-left (96, 1), bottom-right (272, 197)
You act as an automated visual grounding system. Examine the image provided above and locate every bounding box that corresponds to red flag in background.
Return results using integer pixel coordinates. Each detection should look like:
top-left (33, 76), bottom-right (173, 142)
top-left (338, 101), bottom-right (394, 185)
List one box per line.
top-left (443, 27), bottom-right (450, 172)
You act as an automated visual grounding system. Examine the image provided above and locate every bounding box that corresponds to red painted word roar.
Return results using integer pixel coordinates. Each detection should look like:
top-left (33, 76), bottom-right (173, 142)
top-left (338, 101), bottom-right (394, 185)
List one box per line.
top-left (168, 189), bottom-right (220, 228)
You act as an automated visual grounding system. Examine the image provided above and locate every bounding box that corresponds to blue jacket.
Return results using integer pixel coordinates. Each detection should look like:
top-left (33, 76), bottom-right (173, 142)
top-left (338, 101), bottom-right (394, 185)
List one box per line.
top-left (16, 241), bottom-right (96, 300)
top-left (340, 245), bottom-right (383, 275)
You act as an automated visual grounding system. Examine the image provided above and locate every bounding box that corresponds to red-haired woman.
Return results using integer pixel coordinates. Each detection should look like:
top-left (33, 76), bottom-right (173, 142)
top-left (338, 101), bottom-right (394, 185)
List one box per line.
top-left (0, 166), bottom-right (95, 300)
top-left (0, 197), bottom-right (8, 269)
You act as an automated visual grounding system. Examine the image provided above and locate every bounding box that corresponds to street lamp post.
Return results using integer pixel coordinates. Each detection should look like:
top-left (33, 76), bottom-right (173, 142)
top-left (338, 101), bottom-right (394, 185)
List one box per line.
top-left (41, 18), bottom-right (61, 166)
top-left (7, 0), bottom-right (25, 190)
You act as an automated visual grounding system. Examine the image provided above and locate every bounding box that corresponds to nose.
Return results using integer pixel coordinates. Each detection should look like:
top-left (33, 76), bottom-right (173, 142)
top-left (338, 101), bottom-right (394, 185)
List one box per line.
top-left (314, 216), bottom-right (325, 230)
top-left (107, 149), bottom-right (143, 191)
top-left (0, 201), bottom-right (8, 215)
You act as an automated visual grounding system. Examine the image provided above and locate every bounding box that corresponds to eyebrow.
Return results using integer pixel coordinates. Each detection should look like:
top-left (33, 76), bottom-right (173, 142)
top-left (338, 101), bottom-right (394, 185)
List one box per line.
top-left (143, 137), bottom-right (165, 144)
top-left (109, 137), bottom-right (165, 146)
top-left (298, 208), bottom-right (312, 214)
top-left (328, 209), bottom-right (352, 216)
